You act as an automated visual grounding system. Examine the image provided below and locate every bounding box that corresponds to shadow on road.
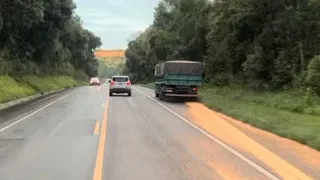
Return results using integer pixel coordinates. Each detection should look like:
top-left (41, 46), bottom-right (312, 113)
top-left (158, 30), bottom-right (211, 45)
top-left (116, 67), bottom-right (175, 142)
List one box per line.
top-left (161, 97), bottom-right (200, 104)
top-left (109, 93), bottom-right (130, 97)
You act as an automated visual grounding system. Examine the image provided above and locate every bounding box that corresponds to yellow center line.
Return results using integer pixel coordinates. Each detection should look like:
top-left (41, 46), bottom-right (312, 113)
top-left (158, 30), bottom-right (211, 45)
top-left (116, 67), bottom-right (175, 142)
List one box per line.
top-left (93, 96), bottom-right (109, 180)
top-left (94, 121), bottom-right (101, 135)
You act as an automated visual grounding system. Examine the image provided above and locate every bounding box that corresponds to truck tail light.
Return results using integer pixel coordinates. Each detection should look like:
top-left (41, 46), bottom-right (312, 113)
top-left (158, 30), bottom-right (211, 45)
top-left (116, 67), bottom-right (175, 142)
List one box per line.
top-left (127, 81), bottom-right (131, 85)
top-left (110, 81), bottom-right (115, 86)
top-left (192, 87), bottom-right (197, 91)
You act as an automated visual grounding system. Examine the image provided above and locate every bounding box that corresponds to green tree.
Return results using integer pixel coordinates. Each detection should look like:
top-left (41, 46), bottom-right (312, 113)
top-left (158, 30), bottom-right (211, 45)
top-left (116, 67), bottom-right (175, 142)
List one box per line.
top-left (125, 0), bottom-right (210, 82)
top-left (0, 0), bottom-right (101, 80)
top-left (306, 55), bottom-right (320, 95)
top-left (125, 0), bottom-right (320, 93)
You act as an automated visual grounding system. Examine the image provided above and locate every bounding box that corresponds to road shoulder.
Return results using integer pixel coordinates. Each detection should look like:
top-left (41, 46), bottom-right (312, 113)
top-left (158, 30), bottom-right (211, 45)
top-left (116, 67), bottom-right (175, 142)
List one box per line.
top-left (0, 87), bottom-right (79, 129)
top-left (218, 112), bottom-right (320, 179)
top-left (135, 85), bottom-right (320, 180)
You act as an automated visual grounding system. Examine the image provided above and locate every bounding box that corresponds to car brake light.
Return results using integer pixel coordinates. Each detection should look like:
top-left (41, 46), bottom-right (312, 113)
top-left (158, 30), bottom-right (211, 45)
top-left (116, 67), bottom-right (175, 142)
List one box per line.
top-left (127, 81), bottom-right (131, 85)
top-left (192, 87), bottom-right (197, 91)
top-left (111, 81), bottom-right (115, 85)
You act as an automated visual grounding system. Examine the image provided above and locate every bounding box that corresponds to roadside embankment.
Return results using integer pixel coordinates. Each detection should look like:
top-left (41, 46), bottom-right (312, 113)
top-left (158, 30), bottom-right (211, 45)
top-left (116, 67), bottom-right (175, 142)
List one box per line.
top-left (0, 75), bottom-right (86, 106)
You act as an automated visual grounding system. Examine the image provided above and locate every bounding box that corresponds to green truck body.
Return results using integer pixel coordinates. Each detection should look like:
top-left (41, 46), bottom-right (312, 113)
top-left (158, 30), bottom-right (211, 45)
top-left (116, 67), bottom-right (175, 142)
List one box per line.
top-left (154, 60), bottom-right (204, 101)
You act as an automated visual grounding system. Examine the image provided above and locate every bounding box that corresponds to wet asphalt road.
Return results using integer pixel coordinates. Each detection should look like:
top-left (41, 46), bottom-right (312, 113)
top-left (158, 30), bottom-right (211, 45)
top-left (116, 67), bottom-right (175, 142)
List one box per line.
top-left (0, 85), bottom-right (273, 180)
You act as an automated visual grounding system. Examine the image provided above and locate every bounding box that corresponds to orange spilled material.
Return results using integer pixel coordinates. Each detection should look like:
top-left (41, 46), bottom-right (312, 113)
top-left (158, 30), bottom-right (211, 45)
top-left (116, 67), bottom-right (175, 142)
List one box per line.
top-left (186, 102), bottom-right (314, 180)
top-left (218, 112), bottom-right (320, 168)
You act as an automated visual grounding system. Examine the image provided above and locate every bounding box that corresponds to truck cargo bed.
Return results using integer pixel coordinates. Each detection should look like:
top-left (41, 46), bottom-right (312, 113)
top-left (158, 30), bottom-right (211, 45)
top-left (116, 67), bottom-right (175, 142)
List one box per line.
top-left (155, 74), bottom-right (203, 86)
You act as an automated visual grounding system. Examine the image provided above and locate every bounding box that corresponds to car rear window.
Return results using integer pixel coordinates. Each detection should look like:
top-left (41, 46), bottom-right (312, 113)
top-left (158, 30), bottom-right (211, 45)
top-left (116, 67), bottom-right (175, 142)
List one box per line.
top-left (90, 77), bottom-right (99, 81)
top-left (113, 77), bottom-right (128, 82)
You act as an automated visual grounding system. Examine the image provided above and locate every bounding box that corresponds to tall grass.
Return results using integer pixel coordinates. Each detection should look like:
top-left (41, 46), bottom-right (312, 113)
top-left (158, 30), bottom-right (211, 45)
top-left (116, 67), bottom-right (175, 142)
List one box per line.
top-left (0, 76), bottom-right (86, 103)
top-left (199, 86), bottom-right (320, 150)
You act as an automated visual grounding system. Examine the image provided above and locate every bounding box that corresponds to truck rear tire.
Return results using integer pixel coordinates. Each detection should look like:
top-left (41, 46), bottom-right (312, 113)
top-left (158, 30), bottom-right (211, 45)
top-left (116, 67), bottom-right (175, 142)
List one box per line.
top-left (155, 93), bottom-right (159, 98)
top-left (159, 91), bottom-right (165, 101)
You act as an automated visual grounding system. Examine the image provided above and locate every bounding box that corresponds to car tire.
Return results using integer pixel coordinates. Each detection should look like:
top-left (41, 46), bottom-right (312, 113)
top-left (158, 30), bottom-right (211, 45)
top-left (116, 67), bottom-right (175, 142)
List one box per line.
top-left (155, 93), bottom-right (159, 98)
top-left (128, 91), bottom-right (131, 96)
top-left (109, 91), bottom-right (113, 96)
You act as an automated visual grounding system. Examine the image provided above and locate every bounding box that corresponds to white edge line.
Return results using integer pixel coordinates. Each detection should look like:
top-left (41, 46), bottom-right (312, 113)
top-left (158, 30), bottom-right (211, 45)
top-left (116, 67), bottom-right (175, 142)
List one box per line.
top-left (133, 86), bottom-right (280, 180)
top-left (0, 91), bottom-right (76, 132)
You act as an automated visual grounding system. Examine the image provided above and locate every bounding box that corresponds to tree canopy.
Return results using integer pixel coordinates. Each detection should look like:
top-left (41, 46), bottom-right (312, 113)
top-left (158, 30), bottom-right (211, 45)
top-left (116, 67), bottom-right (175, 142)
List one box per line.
top-left (98, 57), bottom-right (126, 78)
top-left (0, 0), bottom-right (101, 80)
top-left (125, 0), bottom-right (320, 90)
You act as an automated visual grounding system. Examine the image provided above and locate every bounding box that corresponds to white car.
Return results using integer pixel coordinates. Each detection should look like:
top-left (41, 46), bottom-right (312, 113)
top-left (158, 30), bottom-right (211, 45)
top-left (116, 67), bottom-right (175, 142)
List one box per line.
top-left (109, 75), bottom-right (131, 96)
top-left (89, 77), bottom-right (100, 86)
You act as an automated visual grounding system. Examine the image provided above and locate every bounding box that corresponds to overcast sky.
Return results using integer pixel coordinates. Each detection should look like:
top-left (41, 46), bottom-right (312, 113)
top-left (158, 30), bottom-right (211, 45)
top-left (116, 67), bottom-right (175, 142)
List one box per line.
top-left (74, 0), bottom-right (159, 50)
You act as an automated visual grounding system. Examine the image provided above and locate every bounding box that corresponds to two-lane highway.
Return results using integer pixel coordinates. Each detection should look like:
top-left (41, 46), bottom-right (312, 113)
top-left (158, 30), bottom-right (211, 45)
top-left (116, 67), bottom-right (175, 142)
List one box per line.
top-left (0, 85), bottom-right (290, 180)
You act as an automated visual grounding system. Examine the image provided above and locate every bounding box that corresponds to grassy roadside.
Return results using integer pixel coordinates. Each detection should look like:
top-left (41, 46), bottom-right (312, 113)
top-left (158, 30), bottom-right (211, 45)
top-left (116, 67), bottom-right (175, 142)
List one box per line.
top-left (140, 83), bottom-right (320, 150)
top-left (0, 75), bottom-right (87, 104)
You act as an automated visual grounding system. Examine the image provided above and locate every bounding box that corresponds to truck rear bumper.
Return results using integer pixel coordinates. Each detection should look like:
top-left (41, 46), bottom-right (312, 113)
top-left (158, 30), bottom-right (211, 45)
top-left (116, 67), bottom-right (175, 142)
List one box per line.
top-left (110, 88), bottom-right (131, 93)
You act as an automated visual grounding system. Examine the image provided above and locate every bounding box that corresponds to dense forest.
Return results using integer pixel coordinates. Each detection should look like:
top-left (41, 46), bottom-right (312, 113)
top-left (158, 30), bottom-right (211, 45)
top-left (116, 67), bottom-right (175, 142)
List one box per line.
top-left (98, 57), bottom-right (126, 78)
top-left (0, 0), bottom-right (101, 80)
top-left (125, 0), bottom-right (320, 94)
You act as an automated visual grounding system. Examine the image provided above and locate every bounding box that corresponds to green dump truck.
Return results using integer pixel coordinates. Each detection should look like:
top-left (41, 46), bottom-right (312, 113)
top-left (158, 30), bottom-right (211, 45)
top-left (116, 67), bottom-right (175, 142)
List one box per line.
top-left (154, 60), bottom-right (205, 101)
